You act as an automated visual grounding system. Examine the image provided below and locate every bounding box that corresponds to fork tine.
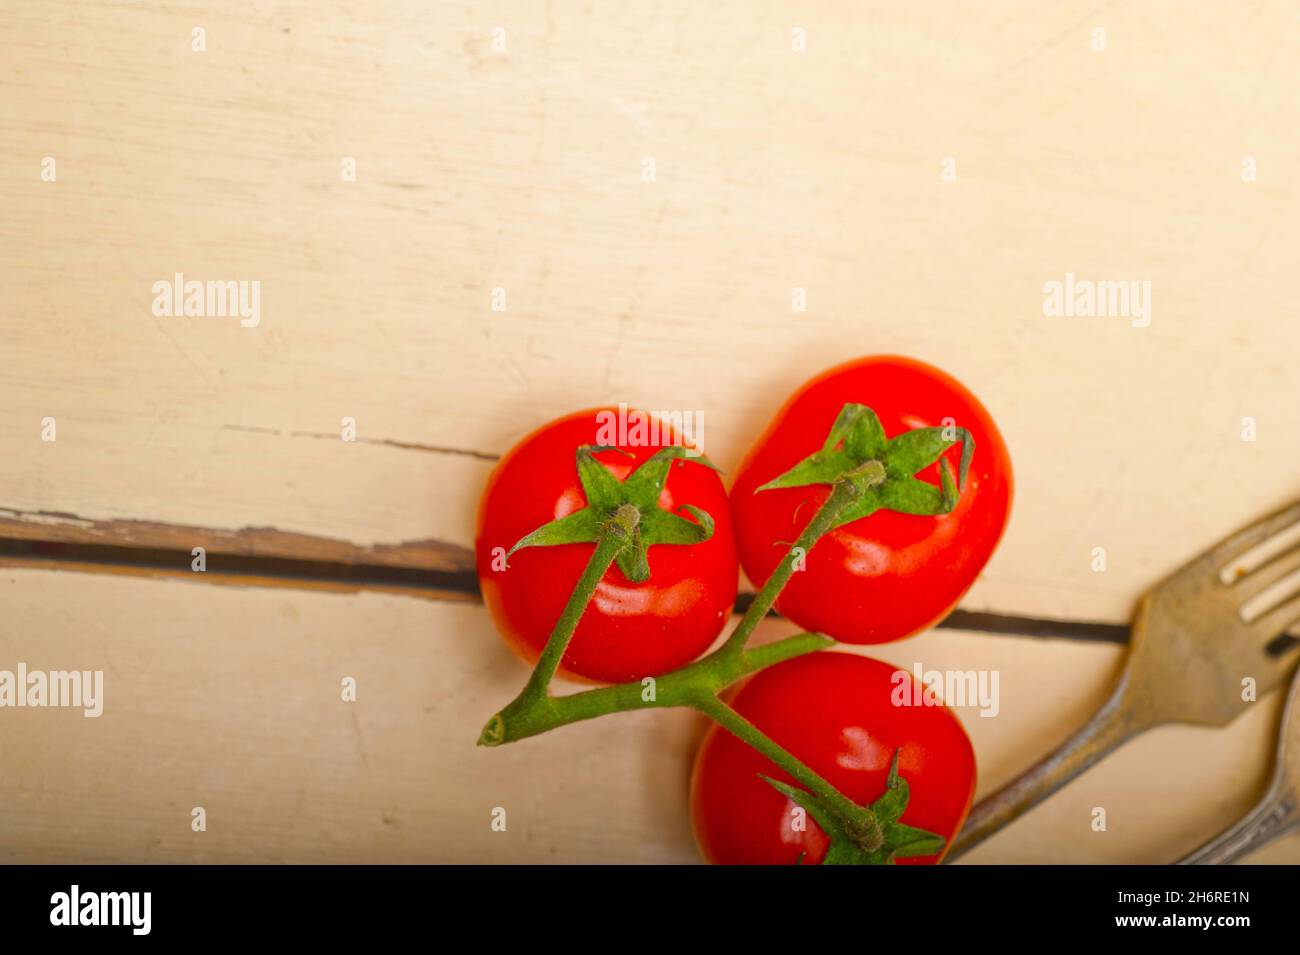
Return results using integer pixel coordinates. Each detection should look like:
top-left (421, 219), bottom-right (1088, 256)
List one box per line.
top-left (1232, 545), bottom-right (1300, 612)
top-left (1251, 593), bottom-right (1300, 647)
top-left (1261, 641), bottom-right (1300, 681)
top-left (1212, 498), bottom-right (1300, 577)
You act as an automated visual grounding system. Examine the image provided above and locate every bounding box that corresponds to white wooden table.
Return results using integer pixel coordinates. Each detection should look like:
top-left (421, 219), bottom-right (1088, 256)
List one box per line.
top-left (2, 1), bottom-right (1298, 863)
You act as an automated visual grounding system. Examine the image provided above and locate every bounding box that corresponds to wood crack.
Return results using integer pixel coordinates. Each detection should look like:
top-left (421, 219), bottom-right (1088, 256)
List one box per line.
top-left (220, 424), bottom-right (500, 461)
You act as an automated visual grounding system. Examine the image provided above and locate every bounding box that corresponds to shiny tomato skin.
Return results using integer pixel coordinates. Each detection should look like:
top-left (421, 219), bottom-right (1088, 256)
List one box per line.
top-left (475, 409), bottom-right (738, 684)
top-left (690, 652), bottom-right (976, 865)
top-left (731, 356), bottom-right (1012, 645)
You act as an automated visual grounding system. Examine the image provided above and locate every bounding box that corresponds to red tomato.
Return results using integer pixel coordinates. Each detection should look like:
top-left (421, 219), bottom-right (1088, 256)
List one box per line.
top-left (475, 409), bottom-right (738, 683)
top-left (731, 356), bottom-right (1012, 644)
top-left (690, 652), bottom-right (976, 865)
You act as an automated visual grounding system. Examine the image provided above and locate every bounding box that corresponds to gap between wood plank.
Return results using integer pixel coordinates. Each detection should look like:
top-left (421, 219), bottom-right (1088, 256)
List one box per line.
top-left (0, 507), bottom-right (1134, 644)
top-left (12, 506), bottom-right (1295, 654)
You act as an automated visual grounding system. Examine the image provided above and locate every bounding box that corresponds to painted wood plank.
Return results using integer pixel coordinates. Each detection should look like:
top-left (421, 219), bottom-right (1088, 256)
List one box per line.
top-left (1, 568), bottom-right (1296, 863)
top-left (2, 2), bottom-right (1299, 629)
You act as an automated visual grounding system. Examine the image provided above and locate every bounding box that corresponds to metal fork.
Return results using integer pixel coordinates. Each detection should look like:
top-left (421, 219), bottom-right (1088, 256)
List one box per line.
top-left (1178, 664), bottom-right (1300, 864)
top-left (947, 498), bottom-right (1300, 861)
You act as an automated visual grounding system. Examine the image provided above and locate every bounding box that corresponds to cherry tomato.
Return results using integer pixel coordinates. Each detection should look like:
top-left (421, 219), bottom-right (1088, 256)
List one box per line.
top-left (690, 652), bottom-right (976, 865)
top-left (730, 356), bottom-right (1012, 644)
top-left (476, 409), bottom-right (738, 683)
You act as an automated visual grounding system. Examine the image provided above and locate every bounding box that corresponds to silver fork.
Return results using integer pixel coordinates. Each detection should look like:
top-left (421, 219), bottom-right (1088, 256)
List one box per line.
top-left (1179, 664), bottom-right (1300, 864)
top-left (948, 498), bottom-right (1300, 861)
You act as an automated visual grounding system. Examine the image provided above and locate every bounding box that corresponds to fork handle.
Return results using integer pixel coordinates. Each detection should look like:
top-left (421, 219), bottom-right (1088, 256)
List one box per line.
top-left (1178, 785), bottom-right (1298, 865)
top-left (946, 676), bottom-right (1142, 861)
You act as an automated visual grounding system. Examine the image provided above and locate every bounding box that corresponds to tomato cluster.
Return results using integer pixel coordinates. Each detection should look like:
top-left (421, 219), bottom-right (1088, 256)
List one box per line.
top-left (475, 356), bottom-right (1012, 864)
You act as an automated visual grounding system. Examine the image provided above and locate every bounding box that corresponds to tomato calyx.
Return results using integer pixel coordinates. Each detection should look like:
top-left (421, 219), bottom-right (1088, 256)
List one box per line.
top-left (506, 445), bottom-right (719, 583)
top-left (756, 403), bottom-right (975, 529)
top-left (760, 749), bottom-right (947, 865)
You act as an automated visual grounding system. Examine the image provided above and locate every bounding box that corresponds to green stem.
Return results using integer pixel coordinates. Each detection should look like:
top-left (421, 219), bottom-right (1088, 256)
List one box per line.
top-left (480, 505), bottom-right (636, 748)
top-left (521, 528), bottom-right (624, 700)
top-left (693, 695), bottom-right (875, 842)
top-left (720, 473), bottom-right (872, 656)
top-left (480, 470), bottom-right (882, 747)
top-left (476, 470), bottom-right (893, 848)
top-left (478, 469), bottom-right (884, 823)
top-left (481, 630), bottom-right (834, 745)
